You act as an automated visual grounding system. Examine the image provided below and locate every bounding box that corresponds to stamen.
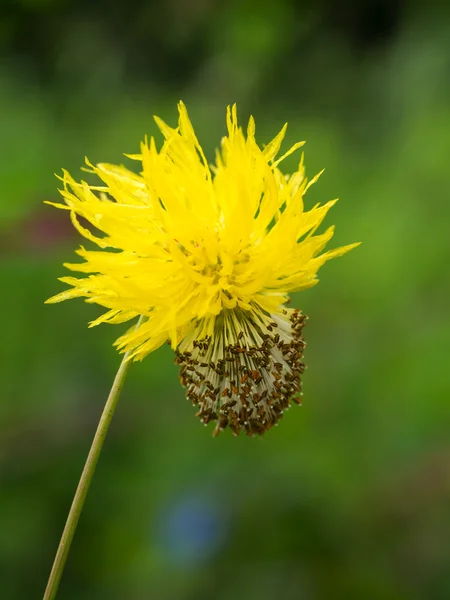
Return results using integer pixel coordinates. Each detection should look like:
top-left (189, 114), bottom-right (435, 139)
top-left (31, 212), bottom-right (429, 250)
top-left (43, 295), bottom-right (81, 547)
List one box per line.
top-left (175, 305), bottom-right (307, 436)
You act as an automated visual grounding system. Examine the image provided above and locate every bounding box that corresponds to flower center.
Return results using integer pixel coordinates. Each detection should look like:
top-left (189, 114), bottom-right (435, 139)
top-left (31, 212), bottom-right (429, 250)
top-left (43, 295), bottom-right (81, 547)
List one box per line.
top-left (176, 240), bottom-right (255, 311)
top-left (175, 305), bottom-right (307, 436)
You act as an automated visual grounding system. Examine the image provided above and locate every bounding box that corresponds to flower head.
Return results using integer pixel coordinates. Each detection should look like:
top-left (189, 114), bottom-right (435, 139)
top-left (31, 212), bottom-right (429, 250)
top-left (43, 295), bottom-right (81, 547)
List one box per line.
top-left (46, 103), bottom-right (359, 435)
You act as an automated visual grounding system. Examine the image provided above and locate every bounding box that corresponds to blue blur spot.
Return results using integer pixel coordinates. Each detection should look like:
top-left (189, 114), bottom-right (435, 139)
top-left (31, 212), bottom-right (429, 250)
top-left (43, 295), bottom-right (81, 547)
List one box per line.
top-left (158, 494), bottom-right (228, 566)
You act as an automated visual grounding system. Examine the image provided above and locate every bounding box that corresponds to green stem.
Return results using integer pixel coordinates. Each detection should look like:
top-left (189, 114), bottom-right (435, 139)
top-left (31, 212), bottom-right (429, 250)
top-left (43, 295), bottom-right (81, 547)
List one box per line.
top-left (43, 316), bottom-right (144, 600)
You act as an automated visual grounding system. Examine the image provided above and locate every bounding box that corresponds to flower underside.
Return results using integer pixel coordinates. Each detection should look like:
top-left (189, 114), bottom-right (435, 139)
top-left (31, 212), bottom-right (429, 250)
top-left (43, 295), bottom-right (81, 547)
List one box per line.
top-left (46, 102), bottom-right (359, 435)
top-left (176, 306), bottom-right (306, 436)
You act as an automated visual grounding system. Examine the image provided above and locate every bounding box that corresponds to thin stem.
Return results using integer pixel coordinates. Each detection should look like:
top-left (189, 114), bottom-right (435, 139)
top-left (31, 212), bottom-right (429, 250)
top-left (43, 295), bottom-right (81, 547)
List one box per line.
top-left (43, 316), bottom-right (144, 600)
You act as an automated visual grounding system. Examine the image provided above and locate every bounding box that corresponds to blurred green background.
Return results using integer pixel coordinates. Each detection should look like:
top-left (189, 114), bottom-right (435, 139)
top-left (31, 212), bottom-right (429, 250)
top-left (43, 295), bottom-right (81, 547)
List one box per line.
top-left (1, 1), bottom-right (450, 599)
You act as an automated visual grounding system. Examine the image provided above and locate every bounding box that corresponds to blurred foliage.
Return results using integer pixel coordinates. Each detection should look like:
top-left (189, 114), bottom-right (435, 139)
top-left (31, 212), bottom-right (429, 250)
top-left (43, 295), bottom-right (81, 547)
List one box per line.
top-left (1, 1), bottom-right (450, 599)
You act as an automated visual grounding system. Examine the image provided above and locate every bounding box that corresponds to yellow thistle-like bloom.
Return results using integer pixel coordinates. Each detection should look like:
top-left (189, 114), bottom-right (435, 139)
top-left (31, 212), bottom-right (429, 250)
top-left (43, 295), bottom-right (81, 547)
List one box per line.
top-left (46, 103), bottom-right (359, 436)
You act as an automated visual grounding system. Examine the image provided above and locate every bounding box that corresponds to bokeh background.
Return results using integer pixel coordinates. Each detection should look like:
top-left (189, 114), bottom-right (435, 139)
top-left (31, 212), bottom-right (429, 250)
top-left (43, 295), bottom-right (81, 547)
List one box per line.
top-left (2, 1), bottom-right (450, 598)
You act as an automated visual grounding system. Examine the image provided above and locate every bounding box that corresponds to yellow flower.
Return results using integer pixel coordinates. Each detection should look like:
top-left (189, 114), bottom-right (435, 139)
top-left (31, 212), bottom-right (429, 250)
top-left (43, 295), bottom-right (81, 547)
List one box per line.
top-left (46, 102), bottom-right (359, 436)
